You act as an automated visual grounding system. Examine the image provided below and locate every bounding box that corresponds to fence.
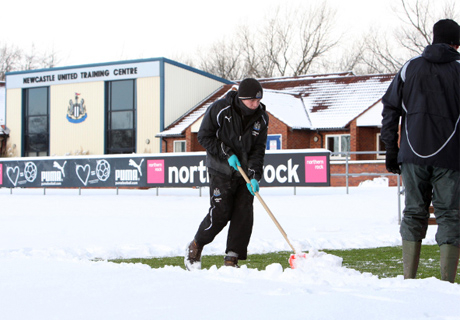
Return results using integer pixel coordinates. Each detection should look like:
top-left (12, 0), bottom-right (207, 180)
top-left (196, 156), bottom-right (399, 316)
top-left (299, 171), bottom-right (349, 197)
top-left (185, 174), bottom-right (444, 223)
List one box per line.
top-left (1, 150), bottom-right (410, 224)
top-left (330, 151), bottom-right (403, 223)
top-left (1, 150), bottom-right (408, 222)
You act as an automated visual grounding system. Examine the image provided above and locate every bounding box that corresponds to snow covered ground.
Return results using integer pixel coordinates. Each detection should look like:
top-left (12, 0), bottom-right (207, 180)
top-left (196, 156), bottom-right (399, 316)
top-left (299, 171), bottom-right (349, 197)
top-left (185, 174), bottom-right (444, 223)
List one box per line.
top-left (0, 181), bottom-right (458, 320)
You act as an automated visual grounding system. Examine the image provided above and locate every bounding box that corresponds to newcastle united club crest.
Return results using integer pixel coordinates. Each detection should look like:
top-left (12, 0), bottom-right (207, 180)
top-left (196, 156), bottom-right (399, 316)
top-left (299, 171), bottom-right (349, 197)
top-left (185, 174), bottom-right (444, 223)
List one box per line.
top-left (252, 121), bottom-right (261, 136)
top-left (67, 93), bottom-right (87, 123)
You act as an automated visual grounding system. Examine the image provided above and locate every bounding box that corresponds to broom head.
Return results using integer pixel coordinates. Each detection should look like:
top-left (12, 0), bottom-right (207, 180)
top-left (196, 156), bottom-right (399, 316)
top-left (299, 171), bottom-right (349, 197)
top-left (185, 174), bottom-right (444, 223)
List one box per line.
top-left (289, 253), bottom-right (308, 269)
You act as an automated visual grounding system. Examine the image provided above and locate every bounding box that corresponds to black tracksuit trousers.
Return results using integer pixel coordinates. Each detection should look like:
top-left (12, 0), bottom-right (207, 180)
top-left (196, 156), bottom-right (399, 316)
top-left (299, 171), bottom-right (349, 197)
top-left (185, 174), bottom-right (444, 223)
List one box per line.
top-left (194, 174), bottom-right (254, 260)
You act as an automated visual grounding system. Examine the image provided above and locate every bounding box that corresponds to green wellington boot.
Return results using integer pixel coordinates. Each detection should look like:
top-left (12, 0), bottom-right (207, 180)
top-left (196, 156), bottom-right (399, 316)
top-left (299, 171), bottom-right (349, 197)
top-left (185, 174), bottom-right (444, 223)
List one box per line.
top-left (402, 240), bottom-right (422, 279)
top-left (440, 244), bottom-right (460, 283)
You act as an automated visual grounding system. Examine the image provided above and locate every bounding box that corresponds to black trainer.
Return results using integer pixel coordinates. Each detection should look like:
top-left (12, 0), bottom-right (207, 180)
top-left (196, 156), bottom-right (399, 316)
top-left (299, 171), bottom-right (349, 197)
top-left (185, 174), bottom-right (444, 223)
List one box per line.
top-left (184, 240), bottom-right (203, 271)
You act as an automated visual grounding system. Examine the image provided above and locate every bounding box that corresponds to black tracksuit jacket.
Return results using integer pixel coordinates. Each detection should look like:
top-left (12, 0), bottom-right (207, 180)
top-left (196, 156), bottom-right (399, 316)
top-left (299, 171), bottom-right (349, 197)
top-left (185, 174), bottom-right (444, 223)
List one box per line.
top-left (198, 90), bottom-right (269, 180)
top-left (381, 43), bottom-right (460, 172)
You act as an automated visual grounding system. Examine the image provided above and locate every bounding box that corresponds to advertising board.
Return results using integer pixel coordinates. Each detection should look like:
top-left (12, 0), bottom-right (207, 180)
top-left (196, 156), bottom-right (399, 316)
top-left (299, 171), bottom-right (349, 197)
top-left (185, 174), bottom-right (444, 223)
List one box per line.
top-left (0, 150), bottom-right (330, 188)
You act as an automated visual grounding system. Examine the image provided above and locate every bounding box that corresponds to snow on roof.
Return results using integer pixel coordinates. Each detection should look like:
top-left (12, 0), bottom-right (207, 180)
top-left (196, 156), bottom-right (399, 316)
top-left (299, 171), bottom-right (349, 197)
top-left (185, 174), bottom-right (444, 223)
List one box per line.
top-left (157, 73), bottom-right (394, 137)
top-left (263, 90), bottom-right (311, 129)
top-left (157, 86), bottom-right (310, 137)
top-left (256, 72), bottom-right (354, 83)
top-left (258, 73), bottom-right (394, 129)
top-left (301, 74), bottom-right (394, 129)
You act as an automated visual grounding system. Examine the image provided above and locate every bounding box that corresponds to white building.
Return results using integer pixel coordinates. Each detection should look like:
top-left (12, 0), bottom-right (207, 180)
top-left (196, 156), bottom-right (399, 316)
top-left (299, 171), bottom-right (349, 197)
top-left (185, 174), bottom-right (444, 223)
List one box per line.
top-left (3, 58), bottom-right (231, 157)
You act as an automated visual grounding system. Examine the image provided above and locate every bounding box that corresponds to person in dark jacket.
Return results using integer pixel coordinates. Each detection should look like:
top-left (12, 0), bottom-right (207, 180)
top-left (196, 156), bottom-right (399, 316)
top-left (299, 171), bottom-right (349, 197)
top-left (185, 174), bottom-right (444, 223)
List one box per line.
top-left (185, 78), bottom-right (269, 270)
top-left (381, 19), bottom-right (460, 283)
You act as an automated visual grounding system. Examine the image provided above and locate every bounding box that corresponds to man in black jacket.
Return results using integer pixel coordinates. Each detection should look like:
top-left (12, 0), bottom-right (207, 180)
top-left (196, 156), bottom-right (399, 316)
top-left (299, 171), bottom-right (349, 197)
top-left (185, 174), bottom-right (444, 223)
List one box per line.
top-left (185, 78), bottom-right (269, 270)
top-left (381, 19), bottom-right (460, 283)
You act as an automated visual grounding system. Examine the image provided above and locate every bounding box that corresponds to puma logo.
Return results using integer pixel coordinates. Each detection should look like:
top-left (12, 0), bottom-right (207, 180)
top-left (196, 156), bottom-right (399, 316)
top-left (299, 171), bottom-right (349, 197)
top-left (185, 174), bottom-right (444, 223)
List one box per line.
top-left (225, 116), bottom-right (232, 122)
top-left (53, 161), bottom-right (67, 177)
top-left (129, 159), bottom-right (144, 176)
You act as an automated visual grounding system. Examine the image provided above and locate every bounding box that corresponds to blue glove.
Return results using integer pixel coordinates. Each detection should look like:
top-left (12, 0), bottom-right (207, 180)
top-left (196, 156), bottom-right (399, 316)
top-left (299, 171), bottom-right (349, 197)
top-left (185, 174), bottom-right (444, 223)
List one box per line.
top-left (247, 179), bottom-right (259, 196)
top-left (227, 154), bottom-right (241, 171)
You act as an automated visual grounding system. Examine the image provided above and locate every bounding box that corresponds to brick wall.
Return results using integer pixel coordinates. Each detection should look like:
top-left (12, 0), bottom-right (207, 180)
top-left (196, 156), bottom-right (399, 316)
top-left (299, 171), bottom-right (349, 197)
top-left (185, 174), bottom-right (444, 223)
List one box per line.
top-left (288, 130), bottom-right (311, 149)
top-left (161, 133), bottom-right (203, 153)
top-left (267, 113), bottom-right (289, 149)
top-left (356, 127), bottom-right (381, 160)
top-left (349, 120), bottom-right (358, 160)
top-left (189, 131), bottom-right (205, 152)
top-left (161, 137), bottom-right (177, 153)
top-left (330, 162), bottom-right (398, 186)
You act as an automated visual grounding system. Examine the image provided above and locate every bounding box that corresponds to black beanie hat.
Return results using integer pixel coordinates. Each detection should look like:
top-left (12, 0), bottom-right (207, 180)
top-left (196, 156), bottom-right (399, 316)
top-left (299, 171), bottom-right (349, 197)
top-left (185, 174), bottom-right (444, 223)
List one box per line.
top-left (238, 78), bottom-right (263, 100)
top-left (433, 19), bottom-right (460, 45)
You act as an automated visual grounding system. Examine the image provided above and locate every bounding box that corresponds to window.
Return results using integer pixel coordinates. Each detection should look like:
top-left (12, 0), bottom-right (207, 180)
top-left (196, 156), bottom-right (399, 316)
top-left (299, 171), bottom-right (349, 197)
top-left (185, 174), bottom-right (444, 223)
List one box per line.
top-left (23, 87), bottom-right (49, 157)
top-left (105, 80), bottom-right (136, 154)
top-left (326, 134), bottom-right (350, 158)
top-left (174, 140), bottom-right (186, 152)
top-left (266, 134), bottom-right (282, 150)
top-left (377, 133), bottom-right (386, 159)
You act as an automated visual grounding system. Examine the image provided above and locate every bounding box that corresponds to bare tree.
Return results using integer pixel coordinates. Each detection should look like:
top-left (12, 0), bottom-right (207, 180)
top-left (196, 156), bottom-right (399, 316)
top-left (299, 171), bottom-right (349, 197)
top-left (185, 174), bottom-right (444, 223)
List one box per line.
top-left (183, 0), bottom-right (458, 78)
top-left (395, 0), bottom-right (437, 55)
top-left (40, 47), bottom-right (59, 69)
top-left (197, 39), bottom-right (245, 80)
top-left (190, 1), bottom-right (338, 80)
top-left (237, 25), bottom-right (272, 78)
top-left (21, 44), bottom-right (39, 71)
top-left (334, 40), bottom-right (367, 74)
top-left (360, 31), bottom-right (409, 74)
top-left (292, 2), bottom-right (338, 76)
top-left (259, 7), bottom-right (295, 77)
top-left (0, 43), bottom-right (22, 81)
top-left (251, 2), bottom-right (338, 77)
top-left (0, 43), bottom-right (60, 80)
top-left (349, 0), bottom-right (459, 74)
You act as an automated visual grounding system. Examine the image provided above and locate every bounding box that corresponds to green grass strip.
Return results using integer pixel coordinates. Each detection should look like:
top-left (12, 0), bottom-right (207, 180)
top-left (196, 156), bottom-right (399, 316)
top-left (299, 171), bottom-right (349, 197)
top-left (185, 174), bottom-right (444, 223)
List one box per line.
top-left (109, 245), bottom-right (459, 283)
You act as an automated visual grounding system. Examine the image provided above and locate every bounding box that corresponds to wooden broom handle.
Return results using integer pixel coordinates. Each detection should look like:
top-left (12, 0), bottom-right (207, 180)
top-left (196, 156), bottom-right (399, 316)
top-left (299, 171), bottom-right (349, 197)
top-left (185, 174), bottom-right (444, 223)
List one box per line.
top-left (237, 166), bottom-right (298, 254)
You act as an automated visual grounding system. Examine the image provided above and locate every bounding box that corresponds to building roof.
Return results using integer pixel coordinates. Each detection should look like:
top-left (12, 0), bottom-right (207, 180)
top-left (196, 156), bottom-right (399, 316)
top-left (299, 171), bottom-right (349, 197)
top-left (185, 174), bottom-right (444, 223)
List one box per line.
top-left (157, 72), bottom-right (394, 137)
top-left (4, 58), bottom-right (233, 86)
top-left (157, 84), bottom-right (235, 137)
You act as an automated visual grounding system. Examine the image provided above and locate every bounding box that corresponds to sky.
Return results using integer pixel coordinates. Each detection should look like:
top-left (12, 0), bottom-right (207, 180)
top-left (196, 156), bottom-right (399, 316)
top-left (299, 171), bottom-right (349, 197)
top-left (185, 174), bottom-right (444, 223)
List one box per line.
top-left (0, 183), bottom-right (459, 319)
top-left (0, 0), bottom-right (399, 68)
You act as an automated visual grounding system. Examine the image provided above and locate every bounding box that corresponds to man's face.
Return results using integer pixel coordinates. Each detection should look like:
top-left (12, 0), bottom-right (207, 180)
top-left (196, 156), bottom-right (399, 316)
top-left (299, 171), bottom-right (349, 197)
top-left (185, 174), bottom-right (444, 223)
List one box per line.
top-left (241, 99), bottom-right (261, 110)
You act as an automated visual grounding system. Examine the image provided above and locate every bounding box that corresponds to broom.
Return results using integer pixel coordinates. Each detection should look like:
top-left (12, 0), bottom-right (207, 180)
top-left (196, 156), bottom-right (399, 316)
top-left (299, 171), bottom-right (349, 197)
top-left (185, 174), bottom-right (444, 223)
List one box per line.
top-left (237, 166), bottom-right (307, 268)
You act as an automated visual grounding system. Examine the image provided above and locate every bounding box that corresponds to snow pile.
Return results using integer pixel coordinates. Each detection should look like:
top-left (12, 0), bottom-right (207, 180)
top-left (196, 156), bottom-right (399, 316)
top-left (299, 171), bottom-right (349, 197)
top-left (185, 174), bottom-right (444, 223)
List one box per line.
top-left (0, 184), bottom-right (458, 319)
top-left (359, 176), bottom-right (389, 187)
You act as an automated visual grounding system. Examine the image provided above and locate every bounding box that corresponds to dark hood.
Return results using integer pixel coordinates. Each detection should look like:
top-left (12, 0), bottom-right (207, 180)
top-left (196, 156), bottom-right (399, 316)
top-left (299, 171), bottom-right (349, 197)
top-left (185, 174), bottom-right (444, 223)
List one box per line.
top-left (422, 43), bottom-right (460, 63)
top-left (225, 90), bottom-right (238, 105)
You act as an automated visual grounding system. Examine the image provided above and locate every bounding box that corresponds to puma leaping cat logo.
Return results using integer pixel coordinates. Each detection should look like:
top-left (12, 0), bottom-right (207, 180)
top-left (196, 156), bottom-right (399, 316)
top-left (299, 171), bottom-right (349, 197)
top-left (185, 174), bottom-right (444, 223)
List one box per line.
top-left (129, 159), bottom-right (144, 176)
top-left (53, 161), bottom-right (67, 177)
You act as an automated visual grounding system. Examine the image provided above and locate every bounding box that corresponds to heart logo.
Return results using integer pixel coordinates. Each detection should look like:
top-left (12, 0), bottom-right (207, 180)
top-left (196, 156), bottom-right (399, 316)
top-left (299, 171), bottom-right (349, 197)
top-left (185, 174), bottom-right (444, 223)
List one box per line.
top-left (7, 166), bottom-right (20, 186)
top-left (76, 164), bottom-right (90, 186)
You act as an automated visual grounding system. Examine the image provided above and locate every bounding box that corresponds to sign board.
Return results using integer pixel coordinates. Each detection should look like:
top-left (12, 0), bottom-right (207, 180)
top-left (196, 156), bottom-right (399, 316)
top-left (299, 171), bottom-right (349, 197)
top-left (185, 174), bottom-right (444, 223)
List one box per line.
top-left (0, 150), bottom-right (330, 188)
top-left (6, 61), bottom-right (160, 89)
